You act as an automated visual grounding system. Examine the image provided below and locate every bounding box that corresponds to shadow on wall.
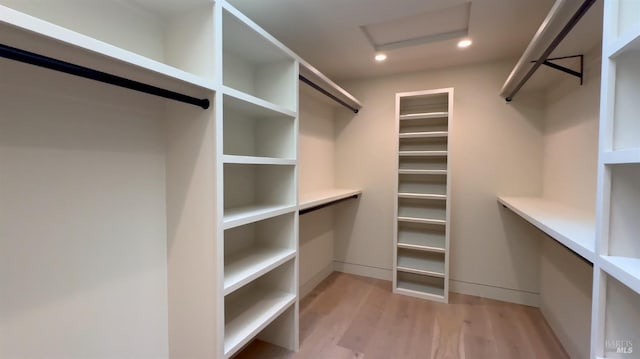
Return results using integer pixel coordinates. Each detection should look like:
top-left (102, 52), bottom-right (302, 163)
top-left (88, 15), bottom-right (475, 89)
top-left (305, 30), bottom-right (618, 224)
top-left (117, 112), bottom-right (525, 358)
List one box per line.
top-left (332, 197), bottom-right (363, 263)
top-left (496, 203), bottom-right (543, 296)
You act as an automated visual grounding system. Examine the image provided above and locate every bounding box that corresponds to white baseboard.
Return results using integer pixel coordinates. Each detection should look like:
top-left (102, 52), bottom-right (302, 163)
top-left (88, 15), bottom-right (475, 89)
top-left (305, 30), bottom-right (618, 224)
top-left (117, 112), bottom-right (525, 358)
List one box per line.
top-left (450, 279), bottom-right (540, 307)
top-left (299, 263), bottom-right (334, 299)
top-left (333, 261), bottom-right (392, 281)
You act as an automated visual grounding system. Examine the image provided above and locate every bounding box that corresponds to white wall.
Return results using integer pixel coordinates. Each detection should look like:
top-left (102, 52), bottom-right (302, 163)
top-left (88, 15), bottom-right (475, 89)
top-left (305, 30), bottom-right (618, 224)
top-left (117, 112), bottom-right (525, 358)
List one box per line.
top-left (298, 87), bottom-right (337, 297)
top-left (0, 60), bottom-right (169, 357)
top-left (334, 60), bottom-right (545, 304)
top-left (538, 49), bottom-right (601, 359)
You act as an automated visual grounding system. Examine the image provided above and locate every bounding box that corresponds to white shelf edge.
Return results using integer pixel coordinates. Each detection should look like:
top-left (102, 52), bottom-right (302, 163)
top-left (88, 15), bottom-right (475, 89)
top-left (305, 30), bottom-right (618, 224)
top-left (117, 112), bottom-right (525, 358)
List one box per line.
top-left (497, 196), bottom-right (595, 263)
top-left (299, 188), bottom-right (361, 211)
top-left (394, 286), bottom-right (446, 303)
top-left (398, 170), bottom-right (447, 175)
top-left (397, 216), bottom-right (446, 225)
top-left (396, 266), bottom-right (445, 278)
top-left (599, 256), bottom-right (640, 296)
top-left (399, 112), bottom-right (448, 120)
top-left (223, 291), bottom-right (296, 359)
top-left (221, 86), bottom-right (297, 118)
top-left (602, 149), bottom-right (640, 164)
top-left (399, 131), bottom-right (448, 138)
top-left (298, 60), bottom-right (362, 112)
top-left (398, 193), bottom-right (446, 200)
top-left (397, 242), bottom-right (445, 253)
top-left (223, 204), bottom-right (297, 229)
top-left (224, 249), bottom-right (296, 296)
top-left (223, 155), bottom-right (296, 165)
top-left (606, 21), bottom-right (640, 58)
top-left (0, 5), bottom-right (216, 91)
top-left (398, 151), bottom-right (448, 157)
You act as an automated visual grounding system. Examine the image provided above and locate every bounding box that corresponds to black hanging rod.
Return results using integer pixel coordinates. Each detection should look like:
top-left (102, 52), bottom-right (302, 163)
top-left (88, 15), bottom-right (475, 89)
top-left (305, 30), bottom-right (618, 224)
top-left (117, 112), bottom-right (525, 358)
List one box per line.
top-left (299, 194), bottom-right (360, 215)
top-left (299, 74), bottom-right (359, 114)
top-left (505, 0), bottom-right (596, 102)
top-left (0, 43), bottom-right (210, 109)
top-left (530, 54), bottom-right (584, 85)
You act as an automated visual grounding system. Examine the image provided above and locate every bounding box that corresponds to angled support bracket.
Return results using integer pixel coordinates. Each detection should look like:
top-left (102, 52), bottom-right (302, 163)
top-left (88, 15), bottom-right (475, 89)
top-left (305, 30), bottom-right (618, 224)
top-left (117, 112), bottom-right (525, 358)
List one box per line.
top-left (532, 54), bottom-right (584, 85)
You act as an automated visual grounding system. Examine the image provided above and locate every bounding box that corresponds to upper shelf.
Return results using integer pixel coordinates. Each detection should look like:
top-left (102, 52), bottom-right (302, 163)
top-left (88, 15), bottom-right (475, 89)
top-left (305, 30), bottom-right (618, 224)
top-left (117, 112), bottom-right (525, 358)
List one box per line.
top-left (0, 4), bottom-right (216, 94)
top-left (498, 196), bottom-right (595, 262)
top-left (399, 112), bottom-right (448, 120)
top-left (298, 61), bottom-right (362, 114)
top-left (299, 188), bottom-right (362, 213)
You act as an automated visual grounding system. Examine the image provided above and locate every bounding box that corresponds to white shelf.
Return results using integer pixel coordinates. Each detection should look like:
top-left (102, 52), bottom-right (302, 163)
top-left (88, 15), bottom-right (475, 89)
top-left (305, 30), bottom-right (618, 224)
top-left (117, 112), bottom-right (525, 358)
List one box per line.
top-left (399, 131), bottom-right (448, 139)
top-left (398, 229), bottom-right (446, 253)
top-left (398, 217), bottom-right (446, 225)
top-left (399, 151), bottom-right (448, 157)
top-left (222, 86), bottom-right (297, 118)
top-left (607, 20), bottom-right (640, 58)
top-left (223, 155), bottom-right (295, 165)
top-left (223, 204), bottom-right (297, 229)
top-left (397, 251), bottom-right (445, 278)
top-left (0, 5), bottom-right (216, 92)
top-left (398, 193), bottom-right (446, 200)
top-left (600, 256), bottom-right (640, 295)
top-left (299, 188), bottom-right (361, 211)
top-left (601, 149), bottom-right (640, 164)
top-left (396, 272), bottom-right (445, 300)
top-left (399, 112), bottom-right (448, 120)
top-left (224, 289), bottom-right (296, 358)
top-left (398, 169), bottom-right (447, 175)
top-left (224, 248), bottom-right (296, 295)
top-left (497, 196), bottom-right (595, 262)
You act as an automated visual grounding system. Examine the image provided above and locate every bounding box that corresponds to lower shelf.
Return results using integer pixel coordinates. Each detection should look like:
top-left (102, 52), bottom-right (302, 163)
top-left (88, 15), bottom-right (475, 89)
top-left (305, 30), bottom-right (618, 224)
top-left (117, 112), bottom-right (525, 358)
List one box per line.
top-left (600, 256), bottom-right (640, 295)
top-left (397, 223), bottom-right (446, 253)
top-left (224, 289), bottom-right (296, 358)
top-left (396, 271), bottom-right (445, 301)
top-left (224, 247), bottom-right (296, 295)
top-left (397, 248), bottom-right (445, 277)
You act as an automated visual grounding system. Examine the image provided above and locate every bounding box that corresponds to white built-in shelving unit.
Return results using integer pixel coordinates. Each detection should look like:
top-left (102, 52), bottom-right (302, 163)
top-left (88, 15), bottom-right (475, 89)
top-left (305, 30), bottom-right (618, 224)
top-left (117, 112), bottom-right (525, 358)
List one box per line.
top-left (591, 1), bottom-right (640, 357)
top-left (0, 0), bottom-right (364, 357)
top-left (218, 2), bottom-right (299, 358)
top-left (393, 88), bottom-right (453, 303)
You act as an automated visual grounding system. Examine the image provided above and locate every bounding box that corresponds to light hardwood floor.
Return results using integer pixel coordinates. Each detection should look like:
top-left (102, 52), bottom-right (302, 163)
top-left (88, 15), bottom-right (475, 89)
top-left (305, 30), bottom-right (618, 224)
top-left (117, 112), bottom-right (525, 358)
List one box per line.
top-left (235, 272), bottom-right (569, 359)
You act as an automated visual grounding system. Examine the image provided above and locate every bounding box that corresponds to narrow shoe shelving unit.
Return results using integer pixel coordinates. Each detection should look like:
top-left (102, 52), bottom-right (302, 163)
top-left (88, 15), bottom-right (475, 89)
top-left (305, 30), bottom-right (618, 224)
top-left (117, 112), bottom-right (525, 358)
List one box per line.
top-left (393, 88), bottom-right (453, 303)
top-left (217, 2), bottom-right (299, 358)
top-left (591, 1), bottom-right (640, 357)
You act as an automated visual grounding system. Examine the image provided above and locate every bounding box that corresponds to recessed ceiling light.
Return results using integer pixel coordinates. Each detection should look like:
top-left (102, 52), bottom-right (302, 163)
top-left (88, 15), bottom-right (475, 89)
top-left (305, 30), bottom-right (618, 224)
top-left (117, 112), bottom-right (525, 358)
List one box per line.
top-left (457, 39), bottom-right (472, 48)
top-left (374, 53), bottom-right (387, 62)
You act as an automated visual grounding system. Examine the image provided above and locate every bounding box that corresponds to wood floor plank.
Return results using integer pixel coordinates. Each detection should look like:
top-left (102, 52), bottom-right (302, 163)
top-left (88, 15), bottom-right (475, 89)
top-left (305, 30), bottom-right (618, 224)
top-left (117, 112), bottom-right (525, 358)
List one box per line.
top-left (234, 273), bottom-right (569, 359)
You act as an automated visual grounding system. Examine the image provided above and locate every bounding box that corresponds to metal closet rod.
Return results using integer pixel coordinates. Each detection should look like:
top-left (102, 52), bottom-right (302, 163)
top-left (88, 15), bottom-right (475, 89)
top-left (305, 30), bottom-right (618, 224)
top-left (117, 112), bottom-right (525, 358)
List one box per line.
top-left (299, 74), bottom-right (359, 114)
top-left (0, 43), bottom-right (210, 109)
top-left (505, 0), bottom-right (596, 102)
top-left (299, 194), bottom-right (360, 215)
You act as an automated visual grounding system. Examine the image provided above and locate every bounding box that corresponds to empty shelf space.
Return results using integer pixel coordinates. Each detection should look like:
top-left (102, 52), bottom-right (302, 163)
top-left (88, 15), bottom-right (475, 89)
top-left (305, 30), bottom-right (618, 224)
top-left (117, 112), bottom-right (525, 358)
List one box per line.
top-left (224, 247), bottom-right (296, 295)
top-left (222, 86), bottom-right (296, 118)
top-left (224, 288), bottom-right (296, 358)
top-left (497, 196), bottom-right (595, 262)
top-left (224, 204), bottom-right (296, 229)
top-left (398, 177), bottom-right (447, 196)
top-left (398, 158), bottom-right (447, 172)
top-left (223, 155), bottom-right (295, 165)
top-left (607, 20), bottom-right (640, 57)
top-left (0, 4), bottom-right (217, 92)
top-left (396, 271), bottom-right (445, 300)
top-left (608, 164), bottom-right (640, 258)
top-left (399, 131), bottom-right (448, 139)
top-left (600, 256), bottom-right (640, 295)
top-left (398, 200), bottom-right (446, 225)
top-left (399, 112), bottom-right (448, 120)
top-left (299, 188), bottom-right (361, 211)
top-left (399, 151), bottom-right (448, 157)
top-left (397, 249), bottom-right (445, 277)
top-left (398, 225), bottom-right (446, 253)
top-left (399, 137), bottom-right (447, 153)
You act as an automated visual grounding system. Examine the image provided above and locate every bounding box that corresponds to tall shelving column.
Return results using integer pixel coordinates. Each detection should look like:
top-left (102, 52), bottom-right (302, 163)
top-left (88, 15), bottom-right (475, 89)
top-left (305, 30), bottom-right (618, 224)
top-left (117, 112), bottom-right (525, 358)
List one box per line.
top-left (216, 1), bottom-right (299, 358)
top-left (592, 1), bottom-right (640, 358)
top-left (393, 88), bottom-right (453, 303)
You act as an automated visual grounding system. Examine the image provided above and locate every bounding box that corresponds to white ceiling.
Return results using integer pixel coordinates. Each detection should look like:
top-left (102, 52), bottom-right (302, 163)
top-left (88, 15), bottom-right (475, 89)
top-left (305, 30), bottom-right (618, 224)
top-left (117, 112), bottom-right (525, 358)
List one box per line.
top-left (226, 0), bottom-right (557, 81)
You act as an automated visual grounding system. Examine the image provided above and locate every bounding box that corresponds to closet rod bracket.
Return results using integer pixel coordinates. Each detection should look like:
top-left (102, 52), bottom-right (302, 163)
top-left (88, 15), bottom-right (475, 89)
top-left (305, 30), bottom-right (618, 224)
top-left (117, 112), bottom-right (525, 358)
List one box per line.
top-left (534, 54), bottom-right (584, 85)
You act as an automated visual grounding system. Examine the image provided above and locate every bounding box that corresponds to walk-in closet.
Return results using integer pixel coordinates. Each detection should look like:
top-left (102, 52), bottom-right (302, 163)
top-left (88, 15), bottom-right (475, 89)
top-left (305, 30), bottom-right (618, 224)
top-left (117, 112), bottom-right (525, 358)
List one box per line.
top-left (0, 0), bottom-right (637, 358)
